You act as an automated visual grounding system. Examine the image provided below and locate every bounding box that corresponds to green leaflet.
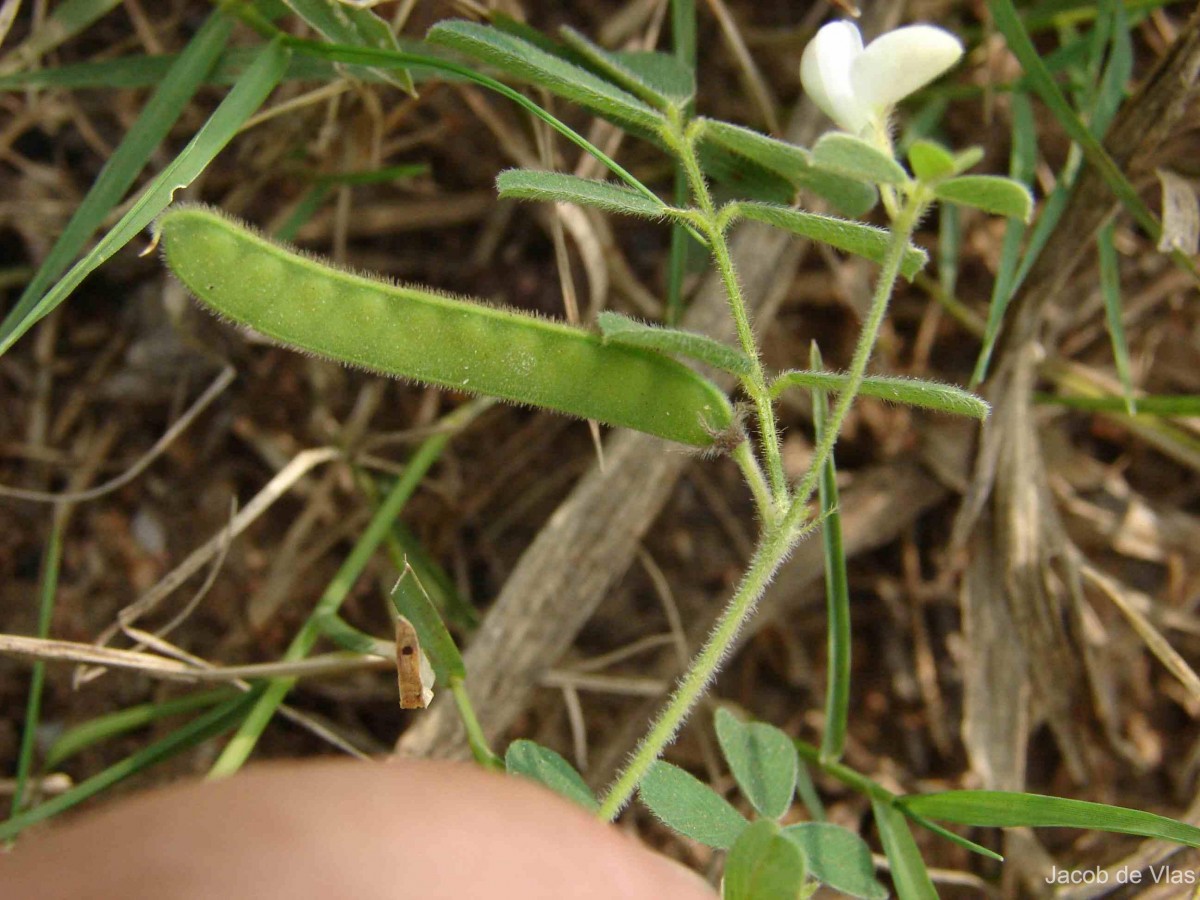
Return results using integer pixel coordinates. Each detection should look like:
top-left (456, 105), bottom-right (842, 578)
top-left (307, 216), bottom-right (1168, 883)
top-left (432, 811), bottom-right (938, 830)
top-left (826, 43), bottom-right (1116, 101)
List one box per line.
top-left (734, 204), bottom-right (927, 281)
top-left (157, 206), bottom-right (732, 448)
top-left (496, 169), bottom-right (666, 219)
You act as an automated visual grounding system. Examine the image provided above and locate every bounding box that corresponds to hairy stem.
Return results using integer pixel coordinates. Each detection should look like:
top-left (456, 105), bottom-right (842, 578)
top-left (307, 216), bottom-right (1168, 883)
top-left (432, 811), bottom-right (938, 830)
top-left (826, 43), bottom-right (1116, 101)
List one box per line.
top-left (784, 196), bottom-right (924, 536)
top-left (598, 189), bottom-right (925, 820)
top-left (670, 120), bottom-right (789, 509)
top-left (597, 521), bottom-right (794, 819)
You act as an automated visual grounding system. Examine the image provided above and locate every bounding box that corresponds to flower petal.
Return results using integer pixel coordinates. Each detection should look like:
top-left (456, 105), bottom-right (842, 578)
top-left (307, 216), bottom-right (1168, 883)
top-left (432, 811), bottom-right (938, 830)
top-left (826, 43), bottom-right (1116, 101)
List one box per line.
top-left (800, 20), bottom-right (868, 134)
top-left (850, 25), bottom-right (963, 118)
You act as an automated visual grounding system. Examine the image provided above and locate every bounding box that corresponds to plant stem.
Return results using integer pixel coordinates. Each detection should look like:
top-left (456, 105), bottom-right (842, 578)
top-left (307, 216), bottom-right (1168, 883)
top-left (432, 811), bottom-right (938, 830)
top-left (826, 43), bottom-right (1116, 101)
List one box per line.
top-left (597, 520), bottom-right (794, 820)
top-left (450, 677), bottom-right (502, 770)
top-left (598, 192), bottom-right (926, 820)
top-left (670, 121), bottom-right (789, 509)
top-left (732, 439), bottom-right (773, 525)
top-left (783, 196), bottom-right (924, 536)
top-left (793, 739), bottom-right (896, 805)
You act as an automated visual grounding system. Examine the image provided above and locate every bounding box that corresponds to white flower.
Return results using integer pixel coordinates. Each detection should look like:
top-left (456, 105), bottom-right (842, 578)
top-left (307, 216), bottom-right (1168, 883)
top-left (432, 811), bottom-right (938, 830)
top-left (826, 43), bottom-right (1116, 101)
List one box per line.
top-left (800, 21), bottom-right (963, 137)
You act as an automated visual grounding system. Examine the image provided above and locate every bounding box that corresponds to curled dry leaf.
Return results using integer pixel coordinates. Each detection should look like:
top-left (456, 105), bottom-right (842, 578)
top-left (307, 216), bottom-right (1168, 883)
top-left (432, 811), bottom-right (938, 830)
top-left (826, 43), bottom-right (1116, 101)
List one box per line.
top-left (397, 615), bottom-right (436, 710)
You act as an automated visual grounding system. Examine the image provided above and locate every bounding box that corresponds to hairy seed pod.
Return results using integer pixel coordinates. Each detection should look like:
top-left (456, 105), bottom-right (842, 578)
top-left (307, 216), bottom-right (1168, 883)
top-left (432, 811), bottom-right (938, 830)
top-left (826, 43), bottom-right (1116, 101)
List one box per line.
top-left (157, 205), bottom-right (732, 447)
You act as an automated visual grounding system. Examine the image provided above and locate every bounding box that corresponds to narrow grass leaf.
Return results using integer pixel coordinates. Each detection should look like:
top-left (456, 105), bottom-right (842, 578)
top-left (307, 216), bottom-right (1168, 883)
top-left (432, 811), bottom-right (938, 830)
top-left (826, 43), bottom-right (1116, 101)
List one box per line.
top-left (724, 820), bottom-right (807, 900)
top-left (207, 402), bottom-right (483, 778)
top-left (597, 311), bottom-right (753, 377)
top-left (1035, 393), bottom-right (1200, 416)
top-left (505, 740), bottom-right (598, 811)
top-left (390, 563), bottom-right (465, 683)
top-left (1089, 0), bottom-right (1132, 140)
top-left (990, 0), bottom-right (1165, 246)
top-left (934, 175), bottom-right (1033, 222)
top-left (735, 203), bottom-right (926, 280)
top-left (44, 689), bottom-right (236, 769)
top-left (812, 132), bottom-right (909, 186)
top-left (907, 140), bottom-right (956, 182)
top-left (390, 522), bottom-right (478, 631)
top-left (315, 612), bottom-right (384, 655)
top-left (0, 692), bottom-right (258, 841)
top-left (900, 807), bottom-right (1004, 862)
top-left (713, 708), bottom-right (798, 820)
top-left (938, 202), bottom-right (961, 300)
top-left (795, 762), bottom-right (826, 822)
top-left (426, 20), bottom-right (662, 133)
top-left (783, 823), bottom-right (887, 900)
top-left (772, 371), bottom-right (988, 420)
top-left (496, 169), bottom-right (665, 218)
top-left (970, 89), bottom-right (1037, 387)
top-left (0, 47), bottom-right (344, 91)
top-left (1097, 221), bottom-right (1136, 414)
top-left (10, 512), bottom-right (64, 819)
top-left (810, 346), bottom-right (851, 766)
top-left (638, 760), bottom-right (748, 849)
top-left (664, 0), bottom-right (697, 325)
top-left (901, 791), bottom-right (1200, 847)
top-left (560, 26), bottom-right (693, 108)
top-left (0, 12), bottom-right (233, 355)
top-left (872, 799), bottom-right (938, 900)
top-left (0, 37), bottom-right (289, 358)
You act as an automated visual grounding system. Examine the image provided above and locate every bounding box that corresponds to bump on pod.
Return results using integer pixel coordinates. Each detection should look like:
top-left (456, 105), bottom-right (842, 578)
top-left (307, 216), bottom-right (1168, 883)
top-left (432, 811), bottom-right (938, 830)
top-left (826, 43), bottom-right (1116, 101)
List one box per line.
top-left (155, 204), bottom-right (735, 448)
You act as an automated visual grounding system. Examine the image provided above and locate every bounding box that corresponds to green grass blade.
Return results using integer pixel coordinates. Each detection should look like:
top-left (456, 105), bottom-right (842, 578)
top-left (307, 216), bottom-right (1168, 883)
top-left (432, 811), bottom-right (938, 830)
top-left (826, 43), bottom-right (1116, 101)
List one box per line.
top-left (44, 688), bottom-right (236, 769)
top-left (1097, 221), bottom-right (1137, 414)
top-left (900, 791), bottom-right (1200, 847)
top-left (9, 510), bottom-right (65, 821)
top-left (273, 184), bottom-right (335, 242)
top-left (872, 799), bottom-right (938, 899)
top-left (206, 401), bottom-right (486, 779)
top-left (794, 762), bottom-right (825, 821)
top-left (990, 0), bottom-right (1164, 245)
top-left (0, 12), bottom-right (233, 353)
top-left (900, 807), bottom-right (1003, 862)
top-left (0, 692), bottom-right (259, 842)
top-left (665, 0), bottom-right (696, 325)
top-left (1089, 0), bottom-right (1132, 140)
top-left (1034, 393), bottom-right (1200, 415)
top-left (938, 201), bottom-right (961, 300)
top-left (0, 47), bottom-right (343, 90)
top-left (388, 522), bottom-right (478, 631)
top-left (810, 346), bottom-right (850, 765)
top-left (0, 35), bottom-right (289, 357)
top-left (970, 90), bottom-right (1037, 387)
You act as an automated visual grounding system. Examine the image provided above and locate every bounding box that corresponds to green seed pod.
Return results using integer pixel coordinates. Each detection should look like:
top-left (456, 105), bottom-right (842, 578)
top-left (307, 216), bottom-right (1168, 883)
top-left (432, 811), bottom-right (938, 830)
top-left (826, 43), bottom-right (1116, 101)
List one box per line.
top-left (157, 205), bottom-right (732, 447)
